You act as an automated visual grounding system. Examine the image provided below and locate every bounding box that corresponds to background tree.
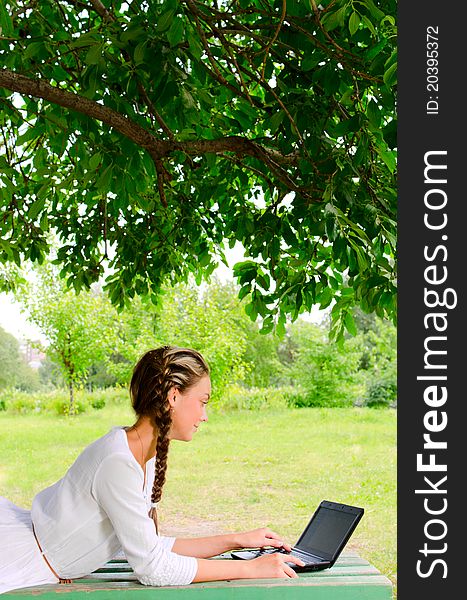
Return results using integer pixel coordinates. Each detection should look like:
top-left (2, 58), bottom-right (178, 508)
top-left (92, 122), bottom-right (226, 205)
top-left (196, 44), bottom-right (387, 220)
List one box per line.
top-left (23, 268), bottom-right (117, 413)
top-left (0, 263), bottom-right (24, 293)
top-left (285, 319), bottom-right (363, 406)
top-left (0, 0), bottom-right (397, 339)
top-left (0, 325), bottom-right (39, 391)
top-left (105, 278), bottom-right (249, 399)
top-left (7, 270), bottom-right (396, 407)
top-left (354, 311), bottom-right (396, 407)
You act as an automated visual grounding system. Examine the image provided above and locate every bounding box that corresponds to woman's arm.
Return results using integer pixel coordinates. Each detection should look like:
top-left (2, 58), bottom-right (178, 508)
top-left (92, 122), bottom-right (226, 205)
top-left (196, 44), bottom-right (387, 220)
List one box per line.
top-left (172, 533), bottom-right (239, 558)
top-left (172, 528), bottom-right (291, 558)
top-left (192, 553), bottom-right (305, 582)
top-left (93, 454), bottom-right (197, 586)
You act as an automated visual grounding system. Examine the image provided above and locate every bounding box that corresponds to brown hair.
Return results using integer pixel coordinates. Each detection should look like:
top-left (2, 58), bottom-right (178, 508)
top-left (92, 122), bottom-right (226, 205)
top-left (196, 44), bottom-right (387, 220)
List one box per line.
top-left (129, 345), bottom-right (209, 532)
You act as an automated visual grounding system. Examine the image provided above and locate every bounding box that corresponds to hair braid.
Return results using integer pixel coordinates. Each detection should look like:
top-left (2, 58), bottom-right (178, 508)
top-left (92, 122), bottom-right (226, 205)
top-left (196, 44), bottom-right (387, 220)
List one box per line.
top-left (130, 345), bottom-right (209, 533)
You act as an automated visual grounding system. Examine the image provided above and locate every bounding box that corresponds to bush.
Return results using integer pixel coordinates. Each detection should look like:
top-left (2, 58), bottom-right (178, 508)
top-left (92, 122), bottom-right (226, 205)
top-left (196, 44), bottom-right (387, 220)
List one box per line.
top-left (364, 370), bottom-right (397, 408)
top-left (286, 382), bottom-right (358, 408)
top-left (285, 389), bottom-right (313, 408)
top-left (98, 387), bottom-right (129, 405)
top-left (91, 396), bottom-right (106, 410)
top-left (0, 387), bottom-right (129, 415)
top-left (0, 388), bottom-right (43, 414)
top-left (46, 395), bottom-right (88, 415)
top-left (215, 385), bottom-right (295, 411)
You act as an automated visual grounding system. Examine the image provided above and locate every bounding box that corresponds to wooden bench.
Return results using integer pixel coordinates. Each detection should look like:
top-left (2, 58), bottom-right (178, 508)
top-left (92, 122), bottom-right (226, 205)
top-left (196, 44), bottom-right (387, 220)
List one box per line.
top-left (4, 552), bottom-right (393, 599)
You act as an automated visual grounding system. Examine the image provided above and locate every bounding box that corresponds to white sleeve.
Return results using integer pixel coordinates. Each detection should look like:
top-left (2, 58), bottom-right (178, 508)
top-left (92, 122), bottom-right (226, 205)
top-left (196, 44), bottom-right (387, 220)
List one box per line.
top-left (112, 535), bottom-right (175, 560)
top-left (92, 453), bottom-right (197, 586)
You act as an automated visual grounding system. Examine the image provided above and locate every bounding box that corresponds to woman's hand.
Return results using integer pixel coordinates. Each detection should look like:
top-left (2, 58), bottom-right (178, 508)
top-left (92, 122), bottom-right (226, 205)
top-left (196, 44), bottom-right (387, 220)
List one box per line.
top-left (193, 551), bottom-right (305, 582)
top-left (248, 553), bottom-right (305, 579)
top-left (237, 527), bottom-right (292, 552)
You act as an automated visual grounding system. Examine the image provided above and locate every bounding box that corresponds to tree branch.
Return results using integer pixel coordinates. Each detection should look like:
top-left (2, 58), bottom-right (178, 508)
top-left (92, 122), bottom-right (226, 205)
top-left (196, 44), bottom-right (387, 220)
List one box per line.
top-left (88, 0), bottom-right (114, 22)
top-left (0, 69), bottom-right (312, 201)
top-left (0, 68), bottom-right (165, 160)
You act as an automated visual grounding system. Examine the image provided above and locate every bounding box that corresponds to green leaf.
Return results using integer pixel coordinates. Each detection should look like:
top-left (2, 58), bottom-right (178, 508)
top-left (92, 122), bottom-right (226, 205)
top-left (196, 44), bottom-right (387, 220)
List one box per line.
top-left (187, 29), bottom-right (203, 60)
top-left (96, 165), bottom-right (113, 190)
top-left (0, 2), bottom-right (13, 35)
top-left (378, 149), bottom-right (396, 173)
top-left (69, 32), bottom-right (101, 48)
top-left (238, 284), bottom-right (251, 301)
top-left (349, 12), bottom-right (360, 36)
top-left (120, 26), bottom-right (146, 43)
top-left (367, 99), bottom-right (381, 128)
top-left (89, 153), bottom-right (102, 170)
top-left (268, 110), bottom-right (285, 133)
top-left (158, 9), bottom-right (176, 33)
top-left (383, 62), bottom-right (397, 87)
top-left (361, 0), bottom-right (385, 22)
top-left (344, 312), bottom-right (357, 336)
top-left (167, 17), bottom-right (185, 47)
top-left (361, 15), bottom-right (377, 37)
top-left (321, 7), bottom-right (346, 32)
top-left (46, 112), bottom-right (68, 130)
top-left (85, 43), bottom-right (103, 66)
top-left (319, 286), bottom-right (334, 309)
top-left (260, 315), bottom-right (274, 334)
top-left (40, 211), bottom-right (49, 231)
top-left (334, 114), bottom-right (362, 137)
top-left (23, 41), bottom-right (46, 60)
top-left (28, 197), bottom-right (47, 221)
top-left (133, 40), bottom-right (147, 65)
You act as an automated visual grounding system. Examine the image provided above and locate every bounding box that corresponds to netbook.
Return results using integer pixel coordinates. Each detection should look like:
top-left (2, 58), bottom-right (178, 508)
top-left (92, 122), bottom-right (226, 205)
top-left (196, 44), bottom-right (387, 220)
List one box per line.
top-left (231, 500), bottom-right (364, 572)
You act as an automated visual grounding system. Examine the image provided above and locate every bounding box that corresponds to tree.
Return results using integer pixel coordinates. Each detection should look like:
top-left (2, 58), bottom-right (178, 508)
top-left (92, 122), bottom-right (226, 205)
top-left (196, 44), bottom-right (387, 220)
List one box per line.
top-left (355, 312), bottom-right (396, 407)
top-left (0, 324), bottom-right (39, 390)
top-left (23, 267), bottom-right (118, 413)
top-left (0, 0), bottom-right (397, 340)
top-left (106, 278), bottom-right (249, 399)
top-left (286, 319), bottom-right (363, 406)
top-left (0, 262), bottom-right (24, 293)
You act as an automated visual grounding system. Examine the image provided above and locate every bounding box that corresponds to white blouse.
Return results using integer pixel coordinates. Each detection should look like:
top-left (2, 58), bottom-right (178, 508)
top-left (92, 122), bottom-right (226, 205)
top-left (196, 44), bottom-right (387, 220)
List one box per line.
top-left (31, 427), bottom-right (197, 586)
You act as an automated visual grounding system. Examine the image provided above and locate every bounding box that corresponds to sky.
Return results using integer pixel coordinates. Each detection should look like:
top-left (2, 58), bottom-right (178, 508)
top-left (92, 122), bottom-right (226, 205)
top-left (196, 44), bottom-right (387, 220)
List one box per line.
top-left (0, 293), bottom-right (42, 340)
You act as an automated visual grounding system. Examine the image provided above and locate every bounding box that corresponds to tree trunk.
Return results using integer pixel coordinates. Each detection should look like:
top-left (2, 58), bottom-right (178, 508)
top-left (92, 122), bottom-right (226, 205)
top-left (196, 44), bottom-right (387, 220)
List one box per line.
top-left (68, 379), bottom-right (75, 416)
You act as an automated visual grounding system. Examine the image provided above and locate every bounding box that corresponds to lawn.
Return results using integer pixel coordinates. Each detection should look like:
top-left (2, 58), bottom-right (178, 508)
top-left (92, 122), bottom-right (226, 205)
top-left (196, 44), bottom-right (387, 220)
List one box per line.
top-left (0, 405), bottom-right (396, 595)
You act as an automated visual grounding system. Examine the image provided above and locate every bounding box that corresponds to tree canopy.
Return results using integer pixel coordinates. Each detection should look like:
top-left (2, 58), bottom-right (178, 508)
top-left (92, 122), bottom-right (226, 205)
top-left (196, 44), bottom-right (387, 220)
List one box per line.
top-left (0, 0), bottom-right (397, 339)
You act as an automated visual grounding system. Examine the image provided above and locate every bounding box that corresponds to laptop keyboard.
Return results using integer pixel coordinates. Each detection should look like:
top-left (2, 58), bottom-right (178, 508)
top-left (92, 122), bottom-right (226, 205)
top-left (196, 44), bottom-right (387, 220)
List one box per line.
top-left (260, 547), bottom-right (322, 564)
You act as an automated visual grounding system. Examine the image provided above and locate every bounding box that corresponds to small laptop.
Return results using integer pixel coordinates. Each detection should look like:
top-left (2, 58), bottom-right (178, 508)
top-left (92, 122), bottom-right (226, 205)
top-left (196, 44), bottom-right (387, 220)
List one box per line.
top-left (231, 500), bottom-right (364, 572)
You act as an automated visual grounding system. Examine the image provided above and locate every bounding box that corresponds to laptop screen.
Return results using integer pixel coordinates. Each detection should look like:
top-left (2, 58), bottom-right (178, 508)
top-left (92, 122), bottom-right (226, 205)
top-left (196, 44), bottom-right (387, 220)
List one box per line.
top-left (296, 503), bottom-right (362, 561)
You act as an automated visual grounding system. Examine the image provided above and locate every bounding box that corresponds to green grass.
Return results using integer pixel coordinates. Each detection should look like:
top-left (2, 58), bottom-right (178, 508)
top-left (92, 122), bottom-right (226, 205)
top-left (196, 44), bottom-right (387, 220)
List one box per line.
top-left (0, 405), bottom-right (396, 595)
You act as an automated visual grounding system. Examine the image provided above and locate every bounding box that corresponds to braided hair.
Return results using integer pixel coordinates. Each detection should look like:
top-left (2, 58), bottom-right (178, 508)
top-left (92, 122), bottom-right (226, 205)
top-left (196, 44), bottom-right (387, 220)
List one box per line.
top-left (129, 346), bottom-right (209, 533)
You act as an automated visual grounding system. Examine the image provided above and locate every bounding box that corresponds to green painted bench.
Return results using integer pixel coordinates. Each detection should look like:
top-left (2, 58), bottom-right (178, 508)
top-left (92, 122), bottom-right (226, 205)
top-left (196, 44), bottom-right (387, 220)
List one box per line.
top-left (4, 552), bottom-right (393, 599)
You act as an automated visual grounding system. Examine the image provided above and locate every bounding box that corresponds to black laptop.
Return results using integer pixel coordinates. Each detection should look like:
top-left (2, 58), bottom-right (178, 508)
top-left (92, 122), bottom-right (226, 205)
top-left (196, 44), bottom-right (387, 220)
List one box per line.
top-left (231, 500), bottom-right (364, 572)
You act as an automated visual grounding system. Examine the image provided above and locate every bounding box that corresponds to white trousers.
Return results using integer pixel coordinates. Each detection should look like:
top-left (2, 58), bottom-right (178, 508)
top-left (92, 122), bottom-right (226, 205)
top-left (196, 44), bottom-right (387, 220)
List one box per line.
top-left (0, 497), bottom-right (58, 594)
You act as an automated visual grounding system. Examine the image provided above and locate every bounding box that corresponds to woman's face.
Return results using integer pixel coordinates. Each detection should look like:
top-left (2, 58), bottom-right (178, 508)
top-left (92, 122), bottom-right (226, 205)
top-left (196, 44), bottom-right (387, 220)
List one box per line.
top-left (168, 375), bottom-right (211, 442)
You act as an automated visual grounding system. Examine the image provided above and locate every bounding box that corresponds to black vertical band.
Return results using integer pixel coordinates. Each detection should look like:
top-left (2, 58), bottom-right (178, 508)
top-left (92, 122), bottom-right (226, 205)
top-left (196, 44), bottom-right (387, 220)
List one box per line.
top-left (398, 3), bottom-right (465, 597)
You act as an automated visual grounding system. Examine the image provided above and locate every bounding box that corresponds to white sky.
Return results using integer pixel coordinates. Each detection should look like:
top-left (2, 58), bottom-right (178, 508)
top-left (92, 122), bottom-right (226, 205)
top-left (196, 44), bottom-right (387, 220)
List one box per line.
top-left (0, 293), bottom-right (42, 340)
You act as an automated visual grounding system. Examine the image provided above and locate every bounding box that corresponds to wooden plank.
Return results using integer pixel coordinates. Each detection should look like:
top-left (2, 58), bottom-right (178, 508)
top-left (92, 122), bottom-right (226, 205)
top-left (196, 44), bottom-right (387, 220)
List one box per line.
top-left (3, 582), bottom-right (393, 600)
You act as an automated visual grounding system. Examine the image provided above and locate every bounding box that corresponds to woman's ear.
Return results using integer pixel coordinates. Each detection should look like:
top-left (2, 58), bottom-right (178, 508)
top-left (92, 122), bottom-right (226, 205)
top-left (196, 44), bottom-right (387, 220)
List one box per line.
top-left (167, 386), bottom-right (178, 409)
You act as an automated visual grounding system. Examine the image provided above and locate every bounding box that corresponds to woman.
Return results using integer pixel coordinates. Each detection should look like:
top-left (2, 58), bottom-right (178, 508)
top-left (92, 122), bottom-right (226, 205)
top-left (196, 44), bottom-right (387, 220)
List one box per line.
top-left (0, 346), bottom-right (303, 594)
